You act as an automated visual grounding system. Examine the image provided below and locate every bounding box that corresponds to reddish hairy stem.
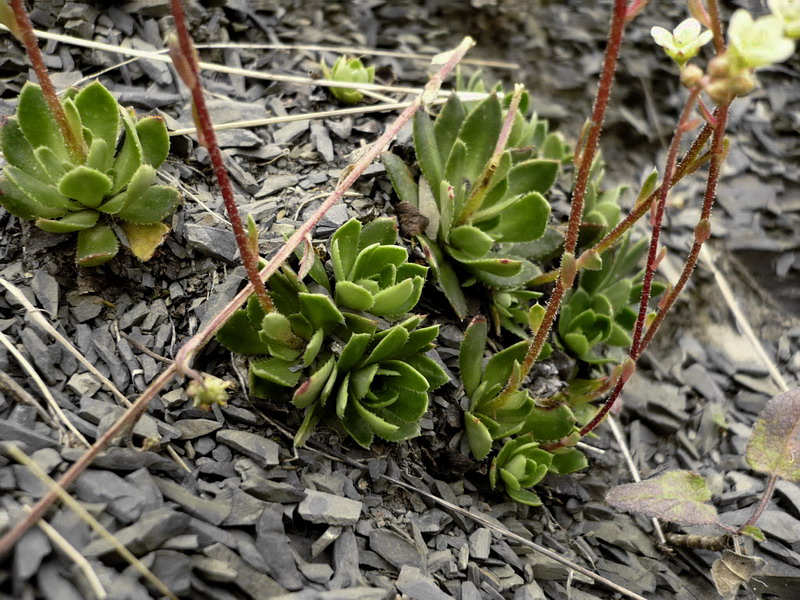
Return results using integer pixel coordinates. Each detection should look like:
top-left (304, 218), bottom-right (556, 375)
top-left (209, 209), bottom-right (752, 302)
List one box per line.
top-left (9, 0), bottom-right (85, 162)
top-left (170, 0), bottom-right (274, 315)
top-left (741, 472), bottom-right (777, 531)
top-left (496, 0), bottom-right (629, 403)
top-left (0, 36), bottom-right (475, 557)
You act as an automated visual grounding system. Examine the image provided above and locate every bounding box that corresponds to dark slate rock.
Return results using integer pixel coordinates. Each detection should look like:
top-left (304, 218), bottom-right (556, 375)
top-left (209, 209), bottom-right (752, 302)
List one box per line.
top-left (124, 468), bottom-right (163, 512)
top-left (30, 271), bottom-right (59, 317)
top-left (14, 527), bottom-right (51, 581)
top-left (410, 508), bottom-right (452, 534)
top-left (216, 429), bottom-right (280, 467)
top-left (148, 549), bottom-right (193, 596)
top-left (330, 527), bottom-right (363, 589)
top-left (241, 476), bottom-right (307, 503)
top-left (461, 580), bottom-right (482, 600)
top-left (204, 542), bottom-right (287, 598)
top-left (30, 447), bottom-right (61, 474)
top-left (153, 477), bottom-right (232, 526)
top-left (12, 464), bottom-right (48, 497)
top-left (0, 418), bottom-right (57, 450)
top-left (192, 555), bottom-right (238, 582)
top-left (256, 528), bottom-right (304, 590)
top-left (176, 418), bottom-right (223, 440)
top-left (776, 481), bottom-right (800, 520)
top-left (219, 485), bottom-right (269, 527)
top-left (368, 529), bottom-right (424, 571)
top-left (468, 528), bottom-right (492, 560)
top-left (20, 328), bottom-right (60, 385)
top-left (61, 446), bottom-right (185, 477)
top-left (681, 363), bottom-right (725, 403)
top-left (82, 507), bottom-right (189, 560)
top-left (298, 490), bottom-right (362, 526)
top-left (396, 565), bottom-right (453, 600)
top-left (74, 469), bottom-right (148, 523)
top-left (513, 582), bottom-right (547, 600)
top-left (273, 119), bottom-right (309, 145)
top-left (37, 561), bottom-right (82, 600)
top-left (256, 174), bottom-right (300, 197)
top-left (185, 224), bottom-right (238, 263)
top-left (186, 517), bottom-right (242, 550)
top-left (118, 301), bottom-right (149, 330)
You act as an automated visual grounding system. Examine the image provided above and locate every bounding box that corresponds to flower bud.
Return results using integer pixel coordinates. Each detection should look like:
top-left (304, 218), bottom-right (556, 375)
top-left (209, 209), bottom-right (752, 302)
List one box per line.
top-left (704, 80), bottom-right (733, 105)
top-left (187, 375), bottom-right (231, 410)
top-left (707, 55), bottom-right (731, 78)
top-left (731, 70), bottom-right (757, 97)
top-left (680, 63), bottom-right (704, 88)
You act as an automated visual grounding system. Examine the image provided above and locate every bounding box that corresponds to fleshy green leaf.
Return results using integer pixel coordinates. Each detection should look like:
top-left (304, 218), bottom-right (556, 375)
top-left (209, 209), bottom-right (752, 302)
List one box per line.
top-left (351, 244), bottom-right (408, 281)
top-left (382, 152), bottom-right (419, 208)
top-left (74, 81), bottom-right (120, 154)
top-left (76, 225), bottom-right (119, 267)
top-left (505, 159), bottom-right (559, 197)
top-left (413, 110), bottom-right (443, 203)
top-left (136, 116), bottom-right (170, 167)
top-left (465, 411), bottom-right (493, 459)
top-left (746, 387), bottom-right (800, 481)
top-left (363, 325), bottom-right (409, 365)
top-left (605, 470), bottom-right (719, 526)
top-left (116, 185), bottom-right (180, 224)
top-left (335, 280), bottom-right (374, 311)
top-left (448, 225), bottom-right (493, 257)
top-left (0, 117), bottom-right (47, 179)
top-left (549, 449), bottom-right (588, 474)
top-left (36, 209), bottom-right (98, 233)
top-left (330, 218), bottom-right (361, 281)
top-left (4, 165), bottom-right (73, 215)
top-left (485, 191), bottom-right (550, 243)
top-left (216, 310), bottom-right (270, 354)
top-left (460, 316), bottom-right (487, 398)
top-left (0, 177), bottom-right (62, 220)
top-left (459, 94), bottom-right (502, 183)
top-left (120, 221), bottom-right (170, 261)
top-left (359, 217), bottom-right (398, 249)
top-left (524, 404), bottom-right (576, 441)
top-left (434, 93), bottom-right (466, 164)
top-left (420, 236), bottom-right (467, 319)
top-left (112, 106), bottom-right (143, 194)
top-left (293, 356), bottom-right (336, 409)
top-left (251, 357), bottom-right (302, 387)
top-left (17, 83), bottom-right (68, 160)
top-left (298, 293), bottom-right (344, 331)
top-left (370, 278), bottom-right (416, 317)
top-left (58, 166), bottom-right (113, 209)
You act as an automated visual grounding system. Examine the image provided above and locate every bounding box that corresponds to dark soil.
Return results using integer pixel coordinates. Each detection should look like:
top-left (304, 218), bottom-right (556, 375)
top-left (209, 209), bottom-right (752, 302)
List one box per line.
top-left (1, 1), bottom-right (800, 600)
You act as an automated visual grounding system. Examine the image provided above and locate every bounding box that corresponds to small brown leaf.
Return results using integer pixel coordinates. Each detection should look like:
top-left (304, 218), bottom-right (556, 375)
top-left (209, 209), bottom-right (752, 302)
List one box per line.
top-left (606, 470), bottom-right (718, 526)
top-left (121, 222), bottom-right (170, 262)
top-left (395, 201), bottom-right (429, 238)
top-left (746, 387), bottom-right (800, 481)
top-left (710, 550), bottom-right (765, 600)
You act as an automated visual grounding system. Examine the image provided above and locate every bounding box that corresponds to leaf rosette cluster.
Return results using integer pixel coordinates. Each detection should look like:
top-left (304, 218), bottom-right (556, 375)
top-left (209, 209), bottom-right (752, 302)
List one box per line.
top-left (382, 87), bottom-right (568, 333)
top-left (217, 217), bottom-right (448, 448)
top-left (0, 81), bottom-right (180, 265)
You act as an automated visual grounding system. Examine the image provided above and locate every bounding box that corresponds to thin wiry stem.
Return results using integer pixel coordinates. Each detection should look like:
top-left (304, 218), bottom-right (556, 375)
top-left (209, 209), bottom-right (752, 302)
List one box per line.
top-left (170, 0), bottom-right (274, 316)
top-left (496, 0), bottom-right (629, 406)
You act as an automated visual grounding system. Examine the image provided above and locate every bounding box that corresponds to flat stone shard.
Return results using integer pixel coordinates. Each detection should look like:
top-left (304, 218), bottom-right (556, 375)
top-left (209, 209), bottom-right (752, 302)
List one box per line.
top-left (216, 429), bottom-right (280, 467)
top-left (396, 565), bottom-right (454, 600)
top-left (368, 529), bottom-right (424, 570)
top-left (298, 490), bottom-right (363, 526)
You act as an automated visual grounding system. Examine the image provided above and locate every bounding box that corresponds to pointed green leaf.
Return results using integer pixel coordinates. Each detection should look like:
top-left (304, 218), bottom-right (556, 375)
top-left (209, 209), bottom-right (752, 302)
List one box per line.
top-left (5, 164), bottom-right (73, 214)
top-left (58, 166), bottom-right (113, 209)
top-left (0, 178), bottom-right (60, 219)
top-left (36, 209), bottom-right (98, 233)
top-left (294, 401), bottom-right (325, 447)
top-left (335, 280), bottom-right (374, 312)
top-left (76, 225), bottom-right (118, 267)
top-left (299, 293), bottom-right (344, 331)
top-left (507, 487), bottom-right (543, 507)
top-left (404, 353), bottom-right (448, 389)
top-left (359, 217), bottom-right (398, 250)
top-left (112, 106), bottom-right (143, 194)
top-left (541, 132), bottom-right (565, 160)
top-left (605, 470), bottom-right (718, 526)
top-left (413, 110), bottom-right (443, 203)
top-left (370, 278), bottom-right (416, 317)
top-left (86, 138), bottom-right (112, 173)
top-left (460, 316), bottom-right (487, 398)
top-left (465, 411), bottom-right (493, 459)
top-left (382, 152), bottom-right (419, 208)
top-left (336, 332), bottom-right (372, 372)
top-left (486, 191), bottom-right (550, 243)
top-left (448, 225), bottom-right (493, 257)
top-left (549, 449), bottom-right (588, 474)
top-left (382, 360), bottom-right (429, 393)
top-left (31, 147), bottom-right (69, 184)
top-left (747, 387), bottom-right (800, 481)
top-left (216, 310), bottom-right (270, 354)
top-left (0, 118), bottom-right (47, 179)
top-left (330, 218), bottom-right (361, 280)
top-left (506, 159), bottom-right (559, 197)
top-left (351, 244), bottom-right (408, 281)
top-left (342, 402), bottom-right (374, 448)
top-left (116, 185), bottom-right (180, 224)
top-left (434, 93), bottom-right (466, 163)
top-left (459, 94), bottom-right (502, 182)
top-left (293, 356), bottom-right (335, 409)
top-left (302, 328), bottom-right (324, 366)
top-left (350, 364), bottom-right (379, 401)
top-left (17, 83), bottom-right (68, 160)
top-left (136, 116), bottom-right (170, 167)
top-left (353, 399), bottom-right (401, 438)
top-left (419, 235), bottom-right (467, 319)
top-left (74, 81), bottom-right (120, 153)
top-left (447, 247), bottom-right (523, 276)
top-left (364, 325), bottom-right (409, 365)
top-left (250, 357), bottom-right (302, 387)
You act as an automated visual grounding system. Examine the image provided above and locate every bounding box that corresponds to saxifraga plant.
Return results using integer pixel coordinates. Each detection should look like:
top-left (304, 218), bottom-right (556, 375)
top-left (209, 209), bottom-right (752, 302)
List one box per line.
top-left (0, 82), bottom-right (179, 266)
top-left (216, 217), bottom-right (448, 448)
top-left (382, 85), bottom-right (569, 335)
top-left (321, 56), bottom-right (375, 105)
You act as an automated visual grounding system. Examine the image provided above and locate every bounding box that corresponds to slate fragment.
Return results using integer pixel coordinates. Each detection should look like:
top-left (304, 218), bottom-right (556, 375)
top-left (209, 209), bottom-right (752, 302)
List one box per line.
top-left (14, 527), bottom-right (51, 581)
top-left (153, 477), bottom-right (232, 526)
top-left (396, 565), bottom-right (453, 600)
top-left (204, 542), bottom-right (287, 599)
top-left (74, 469), bottom-right (148, 522)
top-left (368, 529), bottom-right (424, 571)
top-left (241, 476), bottom-right (307, 503)
top-left (148, 549), bottom-right (193, 596)
top-left (298, 490), bottom-right (363, 526)
top-left (82, 507), bottom-right (189, 560)
top-left (216, 429), bottom-right (280, 467)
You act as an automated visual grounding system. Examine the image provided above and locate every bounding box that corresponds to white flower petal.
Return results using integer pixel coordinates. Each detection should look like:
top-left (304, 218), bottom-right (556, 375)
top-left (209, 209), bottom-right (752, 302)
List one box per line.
top-left (650, 26), bottom-right (674, 48)
top-left (674, 18), bottom-right (702, 45)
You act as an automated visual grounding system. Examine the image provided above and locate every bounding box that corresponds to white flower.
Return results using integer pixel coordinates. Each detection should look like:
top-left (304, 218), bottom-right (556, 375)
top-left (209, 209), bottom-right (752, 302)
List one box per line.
top-left (728, 9), bottom-right (796, 68)
top-left (651, 18), bottom-right (713, 66)
top-left (768, 0), bottom-right (800, 38)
